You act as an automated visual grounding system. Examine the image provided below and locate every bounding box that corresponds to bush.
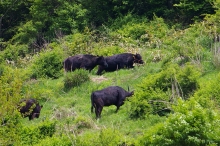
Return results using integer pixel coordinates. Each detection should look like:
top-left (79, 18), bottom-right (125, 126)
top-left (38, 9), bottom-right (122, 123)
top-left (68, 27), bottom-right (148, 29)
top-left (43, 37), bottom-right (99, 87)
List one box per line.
top-left (93, 46), bottom-right (125, 56)
top-left (3, 44), bottom-right (28, 62)
top-left (135, 98), bottom-right (220, 146)
top-left (62, 32), bottom-right (94, 56)
top-left (129, 63), bottom-right (201, 119)
top-left (75, 128), bottom-right (125, 146)
top-left (64, 69), bottom-right (90, 90)
top-left (0, 67), bottom-right (32, 145)
top-left (19, 120), bottom-right (56, 145)
top-left (34, 134), bottom-right (72, 146)
top-left (193, 72), bottom-right (220, 107)
top-left (30, 48), bottom-right (63, 79)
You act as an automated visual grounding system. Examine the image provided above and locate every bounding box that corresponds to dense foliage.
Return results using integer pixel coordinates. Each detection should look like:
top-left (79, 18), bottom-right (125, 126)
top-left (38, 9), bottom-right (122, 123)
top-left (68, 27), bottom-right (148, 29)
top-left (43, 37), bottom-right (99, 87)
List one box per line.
top-left (129, 63), bottom-right (201, 119)
top-left (136, 98), bottom-right (220, 145)
top-left (1, 1), bottom-right (220, 146)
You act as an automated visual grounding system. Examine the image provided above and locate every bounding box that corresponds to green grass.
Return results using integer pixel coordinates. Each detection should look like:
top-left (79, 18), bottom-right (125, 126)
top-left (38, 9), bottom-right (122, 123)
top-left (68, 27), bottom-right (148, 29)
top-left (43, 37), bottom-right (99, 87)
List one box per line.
top-left (20, 59), bottom-right (165, 140)
top-left (19, 49), bottom-right (220, 145)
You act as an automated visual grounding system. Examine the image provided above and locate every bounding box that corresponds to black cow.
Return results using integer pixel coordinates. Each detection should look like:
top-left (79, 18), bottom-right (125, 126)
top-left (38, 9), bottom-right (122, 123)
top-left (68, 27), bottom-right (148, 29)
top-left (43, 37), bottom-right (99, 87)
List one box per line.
top-left (18, 98), bottom-right (43, 120)
top-left (63, 54), bottom-right (108, 72)
top-left (96, 53), bottom-right (144, 75)
top-left (91, 86), bottom-right (134, 119)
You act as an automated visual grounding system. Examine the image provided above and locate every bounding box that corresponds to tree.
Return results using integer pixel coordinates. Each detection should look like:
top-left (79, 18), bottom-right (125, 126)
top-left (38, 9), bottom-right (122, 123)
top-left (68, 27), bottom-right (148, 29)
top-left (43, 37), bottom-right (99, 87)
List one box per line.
top-left (0, 0), bottom-right (29, 41)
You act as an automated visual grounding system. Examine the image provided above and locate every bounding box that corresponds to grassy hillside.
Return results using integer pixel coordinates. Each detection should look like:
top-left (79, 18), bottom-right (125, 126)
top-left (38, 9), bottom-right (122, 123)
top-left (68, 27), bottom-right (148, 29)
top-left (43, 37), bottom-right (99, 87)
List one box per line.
top-left (1, 15), bottom-right (220, 145)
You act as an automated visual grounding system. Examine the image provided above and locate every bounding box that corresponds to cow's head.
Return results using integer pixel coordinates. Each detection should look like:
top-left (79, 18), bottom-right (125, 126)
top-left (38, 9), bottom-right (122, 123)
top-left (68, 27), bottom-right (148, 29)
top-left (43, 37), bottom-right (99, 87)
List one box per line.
top-left (128, 90), bottom-right (134, 97)
top-left (126, 86), bottom-right (134, 98)
top-left (133, 53), bottom-right (144, 64)
top-left (97, 56), bottom-right (108, 68)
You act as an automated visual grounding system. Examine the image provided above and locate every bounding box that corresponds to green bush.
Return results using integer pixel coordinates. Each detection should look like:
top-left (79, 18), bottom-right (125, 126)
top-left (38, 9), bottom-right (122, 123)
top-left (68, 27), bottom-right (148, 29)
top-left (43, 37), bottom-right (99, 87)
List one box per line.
top-left (19, 120), bottom-right (56, 145)
top-left (3, 44), bottom-right (28, 62)
top-left (64, 69), bottom-right (90, 90)
top-left (34, 134), bottom-right (72, 146)
top-left (63, 32), bottom-right (94, 56)
top-left (75, 128), bottom-right (125, 146)
top-left (0, 68), bottom-right (25, 145)
top-left (129, 63), bottom-right (201, 119)
top-left (136, 98), bottom-right (220, 146)
top-left (30, 49), bottom-right (63, 79)
top-left (194, 72), bottom-right (220, 107)
top-left (93, 46), bottom-right (125, 56)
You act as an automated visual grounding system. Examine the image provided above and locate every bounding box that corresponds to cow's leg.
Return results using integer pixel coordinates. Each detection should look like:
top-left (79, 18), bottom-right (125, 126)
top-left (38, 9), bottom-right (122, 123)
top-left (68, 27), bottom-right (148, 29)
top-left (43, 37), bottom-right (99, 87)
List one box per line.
top-left (95, 106), bottom-right (102, 119)
top-left (91, 105), bottom-right (94, 113)
top-left (95, 106), bottom-right (99, 119)
top-left (29, 114), bottom-right (33, 120)
top-left (115, 106), bottom-right (120, 113)
top-left (116, 99), bottom-right (124, 112)
top-left (31, 113), bottom-right (37, 120)
top-left (96, 66), bottom-right (104, 75)
top-left (98, 106), bottom-right (103, 119)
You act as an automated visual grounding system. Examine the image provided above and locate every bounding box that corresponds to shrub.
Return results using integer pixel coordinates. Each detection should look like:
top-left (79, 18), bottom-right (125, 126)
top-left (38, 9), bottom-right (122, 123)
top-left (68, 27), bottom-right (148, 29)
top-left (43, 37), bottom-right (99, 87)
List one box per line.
top-left (129, 63), bottom-right (201, 119)
top-left (193, 72), bottom-right (220, 107)
top-left (63, 69), bottom-right (90, 90)
top-left (75, 128), bottom-right (125, 146)
top-left (3, 44), bottom-right (28, 62)
top-left (135, 98), bottom-right (220, 146)
top-left (63, 32), bottom-right (94, 56)
top-left (0, 68), bottom-right (24, 145)
top-left (34, 134), bottom-right (72, 146)
top-left (93, 46), bottom-right (125, 56)
top-left (30, 48), bottom-right (63, 79)
top-left (19, 120), bottom-right (56, 145)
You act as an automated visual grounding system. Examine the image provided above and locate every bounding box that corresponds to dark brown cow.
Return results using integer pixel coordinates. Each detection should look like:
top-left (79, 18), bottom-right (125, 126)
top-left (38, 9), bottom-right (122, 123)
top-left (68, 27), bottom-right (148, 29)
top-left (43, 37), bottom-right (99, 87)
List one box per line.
top-left (91, 86), bottom-right (134, 119)
top-left (96, 53), bottom-right (144, 75)
top-left (18, 98), bottom-right (43, 120)
top-left (63, 54), bottom-right (108, 72)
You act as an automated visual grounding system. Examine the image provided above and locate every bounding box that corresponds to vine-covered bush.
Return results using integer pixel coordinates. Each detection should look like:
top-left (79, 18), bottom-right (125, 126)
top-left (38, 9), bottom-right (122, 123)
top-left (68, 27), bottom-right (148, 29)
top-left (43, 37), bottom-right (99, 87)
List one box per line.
top-left (129, 63), bottom-right (201, 119)
top-left (135, 98), bottom-right (220, 145)
top-left (64, 69), bottom-right (90, 90)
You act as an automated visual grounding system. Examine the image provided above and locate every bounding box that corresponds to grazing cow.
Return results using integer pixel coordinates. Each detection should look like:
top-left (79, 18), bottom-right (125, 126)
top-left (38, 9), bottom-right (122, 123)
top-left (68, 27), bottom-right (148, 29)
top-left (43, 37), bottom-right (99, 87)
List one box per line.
top-left (63, 54), bottom-right (108, 72)
top-left (91, 86), bottom-right (134, 119)
top-left (96, 53), bottom-right (144, 75)
top-left (18, 98), bottom-right (43, 120)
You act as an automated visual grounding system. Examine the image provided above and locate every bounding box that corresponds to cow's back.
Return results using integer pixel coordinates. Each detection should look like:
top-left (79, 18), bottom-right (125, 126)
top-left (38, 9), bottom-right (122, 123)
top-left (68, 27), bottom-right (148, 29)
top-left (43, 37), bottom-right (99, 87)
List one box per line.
top-left (97, 53), bottom-right (134, 74)
top-left (92, 86), bottom-right (120, 106)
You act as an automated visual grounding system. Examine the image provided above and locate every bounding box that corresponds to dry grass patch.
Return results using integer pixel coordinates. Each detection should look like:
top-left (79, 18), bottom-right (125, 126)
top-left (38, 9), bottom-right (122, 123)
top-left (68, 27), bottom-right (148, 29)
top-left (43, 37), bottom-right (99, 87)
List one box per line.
top-left (90, 75), bottom-right (108, 83)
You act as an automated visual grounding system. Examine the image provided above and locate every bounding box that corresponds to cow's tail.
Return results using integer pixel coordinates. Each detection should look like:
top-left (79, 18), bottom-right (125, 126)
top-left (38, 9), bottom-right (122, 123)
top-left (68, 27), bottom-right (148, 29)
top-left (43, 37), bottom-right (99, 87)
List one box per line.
top-left (91, 93), bottom-right (95, 113)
